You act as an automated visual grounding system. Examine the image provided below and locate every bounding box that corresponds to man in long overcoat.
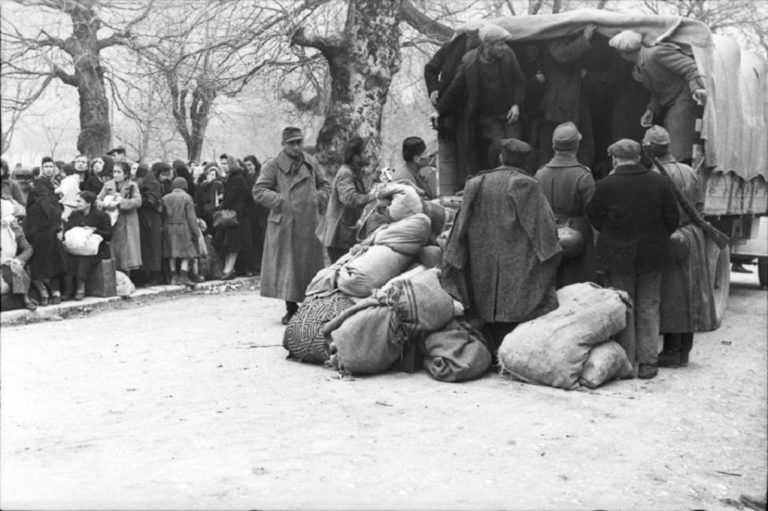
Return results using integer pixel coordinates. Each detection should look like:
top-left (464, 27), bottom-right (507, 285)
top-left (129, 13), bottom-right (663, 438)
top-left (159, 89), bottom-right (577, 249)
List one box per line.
top-left (587, 139), bottom-right (679, 380)
top-left (610, 30), bottom-right (706, 163)
top-left (443, 138), bottom-right (561, 352)
top-left (253, 127), bottom-right (330, 324)
top-left (643, 125), bottom-right (715, 368)
top-left (437, 24), bottom-right (526, 179)
top-left (535, 122), bottom-right (596, 288)
top-left (424, 18), bottom-right (483, 194)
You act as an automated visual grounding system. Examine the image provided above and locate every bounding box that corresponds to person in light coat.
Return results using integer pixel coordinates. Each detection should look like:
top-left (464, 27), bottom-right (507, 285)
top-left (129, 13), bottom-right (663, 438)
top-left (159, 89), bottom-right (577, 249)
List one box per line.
top-left (253, 127), bottom-right (330, 324)
top-left (97, 163), bottom-right (142, 272)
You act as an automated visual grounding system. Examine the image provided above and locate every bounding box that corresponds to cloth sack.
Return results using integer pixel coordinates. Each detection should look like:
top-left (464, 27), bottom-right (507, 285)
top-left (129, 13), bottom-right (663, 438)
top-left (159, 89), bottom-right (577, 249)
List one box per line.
top-left (102, 195), bottom-right (121, 226)
top-left (380, 184), bottom-right (422, 222)
top-left (337, 245), bottom-right (412, 297)
top-left (63, 227), bottom-right (104, 256)
top-left (115, 270), bottom-right (135, 296)
top-left (370, 213), bottom-right (431, 255)
top-left (213, 209), bottom-right (238, 229)
top-left (329, 303), bottom-right (404, 374)
top-left (419, 318), bottom-right (492, 382)
top-left (498, 282), bottom-right (630, 390)
top-left (578, 341), bottom-right (634, 389)
top-left (283, 291), bottom-right (356, 363)
top-left (417, 245), bottom-right (442, 268)
top-left (379, 268), bottom-right (460, 338)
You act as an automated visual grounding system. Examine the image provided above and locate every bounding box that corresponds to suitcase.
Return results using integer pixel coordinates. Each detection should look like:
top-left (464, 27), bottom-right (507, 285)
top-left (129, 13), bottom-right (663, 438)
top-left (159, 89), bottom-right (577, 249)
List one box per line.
top-left (86, 258), bottom-right (117, 297)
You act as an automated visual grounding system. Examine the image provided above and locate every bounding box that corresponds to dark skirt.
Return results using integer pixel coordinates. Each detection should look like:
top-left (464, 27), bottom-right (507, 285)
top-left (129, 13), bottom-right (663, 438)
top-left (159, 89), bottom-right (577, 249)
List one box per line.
top-left (139, 208), bottom-right (163, 272)
top-left (214, 211), bottom-right (252, 254)
top-left (65, 242), bottom-right (111, 282)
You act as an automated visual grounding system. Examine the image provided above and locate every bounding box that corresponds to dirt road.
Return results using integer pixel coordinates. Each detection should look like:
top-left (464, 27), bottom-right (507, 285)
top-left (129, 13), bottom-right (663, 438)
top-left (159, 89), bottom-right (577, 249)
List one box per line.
top-left (1, 273), bottom-right (765, 510)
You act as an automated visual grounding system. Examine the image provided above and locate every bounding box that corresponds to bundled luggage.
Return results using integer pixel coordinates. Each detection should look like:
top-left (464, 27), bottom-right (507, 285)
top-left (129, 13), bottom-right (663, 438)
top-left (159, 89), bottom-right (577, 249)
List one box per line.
top-left (498, 282), bottom-right (631, 390)
top-left (283, 291), bottom-right (357, 363)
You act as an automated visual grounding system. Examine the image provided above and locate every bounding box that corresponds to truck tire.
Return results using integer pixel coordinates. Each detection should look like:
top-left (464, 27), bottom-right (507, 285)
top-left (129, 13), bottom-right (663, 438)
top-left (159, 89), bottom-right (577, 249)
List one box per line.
top-left (712, 244), bottom-right (731, 327)
top-left (758, 257), bottom-right (768, 289)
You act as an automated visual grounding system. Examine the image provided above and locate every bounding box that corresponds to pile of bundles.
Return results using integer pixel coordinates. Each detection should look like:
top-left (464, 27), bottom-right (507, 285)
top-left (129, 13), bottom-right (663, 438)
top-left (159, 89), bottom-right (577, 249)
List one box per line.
top-left (498, 283), bottom-right (635, 390)
top-left (283, 185), bottom-right (492, 382)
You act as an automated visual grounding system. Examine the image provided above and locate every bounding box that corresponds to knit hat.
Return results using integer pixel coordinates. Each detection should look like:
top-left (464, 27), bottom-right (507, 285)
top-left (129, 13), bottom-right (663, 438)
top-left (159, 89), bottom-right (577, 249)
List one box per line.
top-left (171, 177), bottom-right (188, 190)
top-left (552, 122), bottom-right (582, 151)
top-left (642, 125), bottom-right (671, 146)
top-left (608, 139), bottom-right (641, 159)
top-left (609, 30), bottom-right (643, 52)
top-left (479, 24), bottom-right (511, 44)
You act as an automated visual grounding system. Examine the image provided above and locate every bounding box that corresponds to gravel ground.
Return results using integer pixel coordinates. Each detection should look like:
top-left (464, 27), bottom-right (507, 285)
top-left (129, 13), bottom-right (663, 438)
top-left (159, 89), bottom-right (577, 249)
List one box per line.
top-left (1, 271), bottom-right (765, 510)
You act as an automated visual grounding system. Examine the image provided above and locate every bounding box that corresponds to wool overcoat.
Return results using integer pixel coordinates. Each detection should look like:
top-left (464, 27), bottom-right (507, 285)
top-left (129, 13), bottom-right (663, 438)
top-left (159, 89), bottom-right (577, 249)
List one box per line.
top-left (253, 150), bottom-right (330, 303)
top-left (136, 170), bottom-right (163, 272)
top-left (215, 169), bottom-right (252, 254)
top-left (162, 189), bottom-right (201, 258)
top-left (535, 153), bottom-right (596, 287)
top-left (98, 179), bottom-right (142, 271)
top-left (24, 177), bottom-right (66, 280)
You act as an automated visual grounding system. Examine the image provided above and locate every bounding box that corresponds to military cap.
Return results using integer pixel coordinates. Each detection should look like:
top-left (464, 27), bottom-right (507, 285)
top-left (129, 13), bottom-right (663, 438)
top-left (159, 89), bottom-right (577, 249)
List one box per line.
top-left (479, 24), bottom-right (511, 43)
top-left (607, 138), bottom-right (641, 159)
top-left (609, 30), bottom-right (642, 52)
top-left (281, 126), bottom-right (304, 143)
top-left (642, 125), bottom-right (671, 146)
top-left (552, 121), bottom-right (582, 150)
top-left (500, 138), bottom-right (532, 156)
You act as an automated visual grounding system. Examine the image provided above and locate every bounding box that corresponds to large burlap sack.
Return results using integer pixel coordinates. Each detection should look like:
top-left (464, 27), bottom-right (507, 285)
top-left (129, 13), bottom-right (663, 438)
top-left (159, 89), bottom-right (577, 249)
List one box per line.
top-left (379, 268), bottom-right (460, 338)
top-left (498, 282), bottom-right (629, 390)
top-left (370, 213), bottom-right (431, 255)
top-left (384, 184), bottom-right (422, 221)
top-left (417, 245), bottom-right (442, 268)
top-left (329, 304), bottom-right (403, 374)
top-left (578, 341), bottom-right (634, 389)
top-left (337, 245), bottom-right (412, 297)
top-left (420, 318), bottom-right (492, 382)
top-left (284, 291), bottom-right (356, 363)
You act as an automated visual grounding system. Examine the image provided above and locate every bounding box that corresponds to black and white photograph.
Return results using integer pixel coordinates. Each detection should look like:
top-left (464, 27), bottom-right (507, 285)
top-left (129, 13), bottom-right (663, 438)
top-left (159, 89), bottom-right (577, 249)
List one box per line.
top-left (1, 0), bottom-right (766, 509)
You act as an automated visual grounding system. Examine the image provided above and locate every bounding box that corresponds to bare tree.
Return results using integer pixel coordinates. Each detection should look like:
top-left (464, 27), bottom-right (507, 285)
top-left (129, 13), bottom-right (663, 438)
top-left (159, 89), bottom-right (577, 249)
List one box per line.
top-left (1, 0), bottom-right (154, 157)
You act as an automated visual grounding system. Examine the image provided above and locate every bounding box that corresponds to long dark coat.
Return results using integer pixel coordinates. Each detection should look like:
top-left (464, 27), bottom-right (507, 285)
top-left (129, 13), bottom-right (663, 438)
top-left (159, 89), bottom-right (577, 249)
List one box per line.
top-left (24, 177), bottom-right (66, 280)
top-left (587, 163), bottom-right (679, 274)
top-left (64, 207), bottom-right (112, 281)
top-left (437, 46), bottom-right (526, 177)
top-left (316, 164), bottom-right (370, 250)
top-left (443, 166), bottom-right (561, 324)
top-left (535, 153), bottom-right (596, 288)
top-left (162, 189), bottom-right (201, 258)
top-left (136, 170), bottom-right (163, 272)
top-left (253, 150), bottom-right (330, 302)
top-left (214, 168), bottom-right (252, 254)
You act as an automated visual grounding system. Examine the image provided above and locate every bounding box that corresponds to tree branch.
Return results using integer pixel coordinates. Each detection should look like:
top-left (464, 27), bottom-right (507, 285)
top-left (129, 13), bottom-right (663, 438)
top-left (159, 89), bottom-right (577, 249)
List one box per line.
top-left (398, 0), bottom-right (453, 44)
top-left (504, 0), bottom-right (517, 15)
top-left (52, 64), bottom-right (79, 86)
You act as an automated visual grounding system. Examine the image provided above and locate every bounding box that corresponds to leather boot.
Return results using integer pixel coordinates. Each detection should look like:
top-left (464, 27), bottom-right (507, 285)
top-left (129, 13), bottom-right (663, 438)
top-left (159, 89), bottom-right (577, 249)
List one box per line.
top-left (658, 333), bottom-right (681, 368)
top-left (680, 332), bottom-right (694, 367)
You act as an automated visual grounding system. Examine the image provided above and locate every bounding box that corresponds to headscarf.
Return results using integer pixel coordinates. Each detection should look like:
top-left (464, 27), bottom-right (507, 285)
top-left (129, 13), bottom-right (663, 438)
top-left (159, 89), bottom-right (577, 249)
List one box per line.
top-left (100, 155), bottom-right (115, 179)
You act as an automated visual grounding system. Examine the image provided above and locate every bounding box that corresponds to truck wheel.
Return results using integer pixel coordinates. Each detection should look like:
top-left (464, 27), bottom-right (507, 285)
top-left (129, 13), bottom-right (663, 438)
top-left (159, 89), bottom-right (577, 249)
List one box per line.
top-left (712, 244), bottom-right (731, 327)
top-left (759, 257), bottom-right (768, 289)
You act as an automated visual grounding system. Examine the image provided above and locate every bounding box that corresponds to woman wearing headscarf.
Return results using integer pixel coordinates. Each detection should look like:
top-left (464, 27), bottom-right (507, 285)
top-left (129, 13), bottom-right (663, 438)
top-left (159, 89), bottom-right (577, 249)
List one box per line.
top-left (134, 163), bottom-right (163, 285)
top-left (24, 156), bottom-right (67, 305)
top-left (194, 163), bottom-right (222, 232)
top-left (242, 154), bottom-right (267, 275)
top-left (1, 198), bottom-right (36, 310)
top-left (162, 177), bottom-right (202, 285)
top-left (97, 162), bottom-right (142, 272)
top-left (152, 161), bottom-right (174, 196)
top-left (62, 191), bottom-right (112, 300)
top-left (83, 155), bottom-right (113, 195)
top-left (172, 159), bottom-right (196, 200)
top-left (214, 154), bottom-right (252, 279)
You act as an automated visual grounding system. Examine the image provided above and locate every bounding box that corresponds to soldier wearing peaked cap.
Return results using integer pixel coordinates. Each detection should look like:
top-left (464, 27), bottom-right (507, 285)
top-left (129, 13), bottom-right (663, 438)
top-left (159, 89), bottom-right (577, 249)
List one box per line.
top-left (587, 138), bottom-right (680, 380)
top-left (535, 122), bottom-right (596, 288)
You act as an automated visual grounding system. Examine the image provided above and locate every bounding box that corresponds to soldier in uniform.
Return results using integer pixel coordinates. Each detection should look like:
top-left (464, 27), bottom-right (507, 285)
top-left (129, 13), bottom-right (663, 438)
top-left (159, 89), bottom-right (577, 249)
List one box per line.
top-left (535, 122), bottom-right (596, 288)
top-left (643, 125), bottom-right (715, 368)
top-left (609, 30), bottom-right (707, 163)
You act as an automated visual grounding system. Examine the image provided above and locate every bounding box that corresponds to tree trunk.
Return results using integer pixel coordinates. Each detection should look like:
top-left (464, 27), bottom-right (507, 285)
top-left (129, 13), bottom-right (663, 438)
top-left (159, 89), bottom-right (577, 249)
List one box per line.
top-left (294, 0), bottom-right (403, 173)
top-left (76, 74), bottom-right (111, 158)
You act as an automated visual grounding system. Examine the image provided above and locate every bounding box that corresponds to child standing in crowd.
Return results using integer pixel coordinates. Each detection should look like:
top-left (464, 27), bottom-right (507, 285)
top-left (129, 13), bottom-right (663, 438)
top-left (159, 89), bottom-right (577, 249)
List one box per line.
top-left (162, 177), bottom-right (203, 285)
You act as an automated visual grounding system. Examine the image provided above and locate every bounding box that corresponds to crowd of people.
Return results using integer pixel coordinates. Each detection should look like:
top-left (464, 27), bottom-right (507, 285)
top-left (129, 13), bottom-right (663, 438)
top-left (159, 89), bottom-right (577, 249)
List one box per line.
top-left (1, 18), bottom-right (715, 383)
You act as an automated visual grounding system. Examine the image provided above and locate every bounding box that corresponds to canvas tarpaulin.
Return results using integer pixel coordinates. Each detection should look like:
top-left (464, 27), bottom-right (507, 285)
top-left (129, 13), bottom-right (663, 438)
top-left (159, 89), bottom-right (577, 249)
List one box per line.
top-left (486, 8), bottom-right (768, 182)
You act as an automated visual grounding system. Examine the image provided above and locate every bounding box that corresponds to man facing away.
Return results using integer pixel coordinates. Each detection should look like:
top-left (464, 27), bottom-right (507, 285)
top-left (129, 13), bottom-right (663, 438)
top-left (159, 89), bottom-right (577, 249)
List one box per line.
top-left (535, 121), bottom-right (596, 288)
top-left (253, 127), bottom-right (330, 325)
top-left (587, 139), bottom-right (679, 379)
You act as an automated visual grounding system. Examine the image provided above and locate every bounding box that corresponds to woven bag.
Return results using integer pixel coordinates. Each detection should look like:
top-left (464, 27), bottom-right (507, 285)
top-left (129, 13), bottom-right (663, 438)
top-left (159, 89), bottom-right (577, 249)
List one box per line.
top-left (283, 291), bottom-right (356, 363)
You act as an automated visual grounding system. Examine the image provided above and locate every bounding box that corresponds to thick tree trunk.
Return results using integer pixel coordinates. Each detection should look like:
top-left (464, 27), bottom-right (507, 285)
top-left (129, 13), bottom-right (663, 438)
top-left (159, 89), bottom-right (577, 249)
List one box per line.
top-left (294, 0), bottom-right (402, 173)
top-left (76, 73), bottom-right (111, 158)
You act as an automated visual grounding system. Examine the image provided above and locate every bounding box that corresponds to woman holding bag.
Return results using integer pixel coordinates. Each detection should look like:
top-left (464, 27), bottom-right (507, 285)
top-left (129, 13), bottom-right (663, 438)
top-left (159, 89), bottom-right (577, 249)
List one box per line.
top-left (213, 154), bottom-right (252, 279)
top-left (63, 191), bottom-right (112, 300)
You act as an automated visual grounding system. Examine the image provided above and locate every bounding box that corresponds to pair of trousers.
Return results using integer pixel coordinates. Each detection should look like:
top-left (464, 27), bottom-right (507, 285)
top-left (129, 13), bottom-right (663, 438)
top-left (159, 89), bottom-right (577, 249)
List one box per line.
top-left (604, 271), bottom-right (662, 365)
top-left (477, 115), bottom-right (522, 169)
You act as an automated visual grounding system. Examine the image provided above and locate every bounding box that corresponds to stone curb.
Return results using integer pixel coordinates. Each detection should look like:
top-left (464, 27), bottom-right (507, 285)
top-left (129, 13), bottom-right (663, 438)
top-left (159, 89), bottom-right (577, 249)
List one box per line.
top-left (1, 276), bottom-right (261, 327)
